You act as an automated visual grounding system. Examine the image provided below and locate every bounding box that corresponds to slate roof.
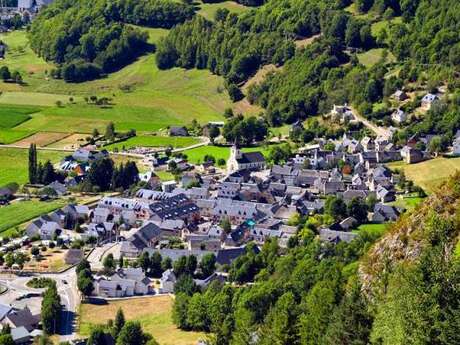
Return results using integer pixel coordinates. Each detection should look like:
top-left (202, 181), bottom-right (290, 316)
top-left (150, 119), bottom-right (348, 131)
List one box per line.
top-left (236, 152), bottom-right (265, 164)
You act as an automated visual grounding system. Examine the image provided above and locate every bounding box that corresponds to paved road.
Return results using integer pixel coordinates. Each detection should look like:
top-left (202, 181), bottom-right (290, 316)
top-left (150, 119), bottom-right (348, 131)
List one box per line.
top-left (0, 268), bottom-right (79, 341)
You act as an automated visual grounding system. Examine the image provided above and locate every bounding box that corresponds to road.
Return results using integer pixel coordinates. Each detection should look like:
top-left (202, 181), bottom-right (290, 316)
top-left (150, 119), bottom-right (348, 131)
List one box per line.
top-left (351, 108), bottom-right (392, 138)
top-left (0, 268), bottom-right (79, 341)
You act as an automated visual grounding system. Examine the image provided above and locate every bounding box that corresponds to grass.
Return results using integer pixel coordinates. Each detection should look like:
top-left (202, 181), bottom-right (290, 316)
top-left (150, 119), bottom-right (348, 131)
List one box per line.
top-left (0, 30), bottom-right (230, 136)
top-left (0, 129), bottom-right (31, 144)
top-left (389, 196), bottom-right (425, 211)
top-left (183, 145), bottom-right (230, 164)
top-left (155, 170), bottom-right (175, 181)
top-left (371, 17), bottom-right (403, 37)
top-left (197, 0), bottom-right (250, 21)
top-left (357, 48), bottom-right (396, 67)
top-left (387, 157), bottom-right (460, 193)
top-left (104, 136), bottom-right (201, 151)
top-left (0, 104), bottom-right (42, 128)
top-left (0, 147), bottom-right (66, 186)
top-left (79, 296), bottom-right (206, 345)
top-left (353, 223), bottom-right (389, 237)
top-left (0, 199), bottom-right (66, 234)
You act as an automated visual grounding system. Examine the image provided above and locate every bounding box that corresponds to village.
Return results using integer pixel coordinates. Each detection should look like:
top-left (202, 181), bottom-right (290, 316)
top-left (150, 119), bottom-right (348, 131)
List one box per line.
top-left (0, 87), bottom-right (456, 344)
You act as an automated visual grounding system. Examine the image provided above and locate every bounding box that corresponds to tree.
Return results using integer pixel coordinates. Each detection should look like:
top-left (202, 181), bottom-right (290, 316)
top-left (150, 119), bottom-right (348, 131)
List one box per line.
top-left (105, 122), bottom-right (116, 141)
top-left (220, 217), bottom-right (231, 234)
top-left (41, 283), bottom-right (62, 334)
top-left (325, 196), bottom-right (348, 221)
top-left (116, 321), bottom-right (151, 345)
top-left (0, 334), bottom-right (14, 345)
top-left (87, 327), bottom-right (109, 345)
top-left (208, 125), bottom-right (220, 144)
top-left (347, 198), bottom-right (368, 224)
top-left (87, 158), bottom-right (114, 191)
top-left (103, 253), bottom-right (116, 271)
top-left (113, 308), bottom-right (125, 339)
top-left (28, 144), bottom-right (38, 184)
top-left (200, 253), bottom-right (216, 278)
top-left (172, 293), bottom-right (190, 330)
top-left (174, 274), bottom-right (197, 296)
top-left (77, 269), bottom-right (94, 297)
top-left (0, 66), bottom-right (11, 81)
top-left (76, 258), bottom-right (91, 274)
top-left (161, 257), bottom-right (172, 272)
top-left (149, 252), bottom-right (163, 278)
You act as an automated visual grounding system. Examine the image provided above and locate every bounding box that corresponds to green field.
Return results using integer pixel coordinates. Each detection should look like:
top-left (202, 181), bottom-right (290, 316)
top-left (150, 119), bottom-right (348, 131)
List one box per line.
top-left (388, 157), bottom-right (460, 193)
top-left (357, 48), bottom-right (396, 67)
top-left (0, 199), bottom-right (66, 234)
top-left (0, 104), bottom-right (42, 128)
top-left (0, 29), bottom-right (230, 137)
top-left (0, 129), bottom-right (31, 144)
top-left (371, 17), bottom-right (403, 37)
top-left (183, 145), bottom-right (231, 164)
top-left (197, 0), bottom-right (250, 21)
top-left (0, 147), bottom-right (66, 186)
top-left (389, 196), bottom-right (425, 211)
top-left (105, 135), bottom-right (201, 151)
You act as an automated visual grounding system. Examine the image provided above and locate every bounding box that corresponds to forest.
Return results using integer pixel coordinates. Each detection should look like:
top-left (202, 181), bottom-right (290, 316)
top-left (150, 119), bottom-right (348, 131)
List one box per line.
top-left (28, 0), bottom-right (194, 81)
top-left (171, 173), bottom-right (460, 345)
top-left (155, 0), bottom-right (460, 132)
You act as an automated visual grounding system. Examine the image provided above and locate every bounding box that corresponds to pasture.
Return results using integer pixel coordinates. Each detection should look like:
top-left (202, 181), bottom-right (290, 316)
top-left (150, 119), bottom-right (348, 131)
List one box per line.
top-left (0, 199), bottom-right (66, 234)
top-left (0, 147), bottom-right (66, 186)
top-left (105, 135), bottom-right (201, 151)
top-left (388, 157), bottom-right (460, 193)
top-left (0, 30), bottom-right (230, 139)
top-left (79, 295), bottom-right (206, 345)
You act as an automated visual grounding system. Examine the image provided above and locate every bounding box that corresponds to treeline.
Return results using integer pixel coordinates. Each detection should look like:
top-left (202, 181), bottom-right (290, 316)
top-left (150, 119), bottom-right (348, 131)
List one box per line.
top-left (29, 0), bottom-right (194, 82)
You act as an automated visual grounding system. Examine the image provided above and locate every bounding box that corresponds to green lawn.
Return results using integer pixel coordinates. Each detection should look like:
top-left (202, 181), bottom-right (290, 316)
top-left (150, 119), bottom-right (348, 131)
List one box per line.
top-left (105, 136), bottom-right (201, 151)
top-left (182, 145), bottom-right (230, 164)
top-left (0, 199), bottom-right (66, 234)
top-left (197, 0), bottom-right (250, 21)
top-left (155, 170), bottom-right (175, 181)
top-left (387, 157), bottom-right (460, 193)
top-left (357, 48), bottom-right (396, 67)
top-left (0, 147), bottom-right (66, 186)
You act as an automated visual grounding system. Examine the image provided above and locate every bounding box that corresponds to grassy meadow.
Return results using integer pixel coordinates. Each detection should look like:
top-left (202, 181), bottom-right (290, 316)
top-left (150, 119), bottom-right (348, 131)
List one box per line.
top-left (196, 0), bottom-right (250, 21)
top-left (79, 296), bottom-right (206, 345)
top-left (0, 147), bottom-right (66, 186)
top-left (0, 199), bottom-right (66, 234)
top-left (0, 29), bottom-right (230, 140)
top-left (105, 136), bottom-right (202, 151)
top-left (388, 157), bottom-right (460, 193)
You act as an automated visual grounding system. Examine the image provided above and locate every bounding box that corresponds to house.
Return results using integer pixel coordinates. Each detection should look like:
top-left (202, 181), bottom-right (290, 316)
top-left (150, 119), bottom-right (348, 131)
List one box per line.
top-left (400, 146), bottom-right (423, 164)
top-left (331, 104), bottom-right (354, 122)
top-left (372, 203), bottom-right (400, 223)
top-left (72, 148), bottom-right (108, 163)
top-left (376, 185), bottom-right (396, 203)
top-left (162, 181), bottom-right (177, 193)
top-left (2, 306), bottom-right (39, 331)
top-left (11, 326), bottom-right (30, 344)
top-left (421, 93), bottom-right (439, 109)
top-left (319, 228), bottom-right (357, 243)
top-left (391, 109), bottom-right (407, 124)
top-left (160, 269), bottom-right (176, 293)
top-left (25, 217), bottom-right (60, 240)
top-left (339, 216), bottom-right (357, 231)
top-left (392, 90), bottom-right (408, 102)
top-left (453, 137), bottom-right (460, 156)
top-left (169, 126), bottom-right (189, 137)
top-left (138, 171), bottom-right (161, 189)
top-left (290, 120), bottom-right (304, 134)
top-left (46, 181), bottom-right (68, 196)
top-left (94, 268), bottom-right (152, 298)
